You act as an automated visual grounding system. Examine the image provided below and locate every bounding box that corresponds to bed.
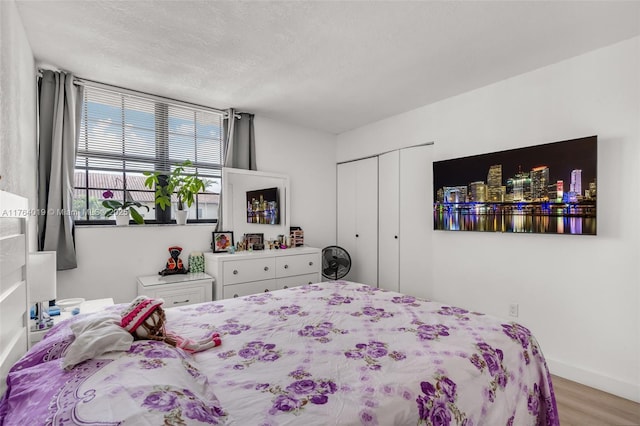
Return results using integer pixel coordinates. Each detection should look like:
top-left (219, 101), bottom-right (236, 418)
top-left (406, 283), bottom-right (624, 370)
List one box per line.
top-left (0, 279), bottom-right (558, 425)
top-left (0, 191), bottom-right (29, 398)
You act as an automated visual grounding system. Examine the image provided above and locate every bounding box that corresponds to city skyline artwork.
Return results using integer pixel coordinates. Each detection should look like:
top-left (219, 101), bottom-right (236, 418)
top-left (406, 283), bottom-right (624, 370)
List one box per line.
top-left (433, 135), bottom-right (597, 235)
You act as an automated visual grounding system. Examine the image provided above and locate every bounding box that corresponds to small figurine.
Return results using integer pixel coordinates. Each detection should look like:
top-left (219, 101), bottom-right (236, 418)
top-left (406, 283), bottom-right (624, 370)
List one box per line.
top-left (121, 296), bottom-right (221, 353)
top-left (159, 246), bottom-right (188, 276)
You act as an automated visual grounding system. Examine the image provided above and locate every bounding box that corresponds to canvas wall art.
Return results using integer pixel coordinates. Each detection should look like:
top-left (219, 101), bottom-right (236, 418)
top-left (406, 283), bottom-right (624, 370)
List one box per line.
top-left (433, 135), bottom-right (597, 235)
top-left (246, 187), bottom-right (280, 225)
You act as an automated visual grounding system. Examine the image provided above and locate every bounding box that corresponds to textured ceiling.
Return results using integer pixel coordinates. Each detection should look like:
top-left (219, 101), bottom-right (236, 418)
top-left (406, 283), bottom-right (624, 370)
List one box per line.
top-left (15, 1), bottom-right (640, 134)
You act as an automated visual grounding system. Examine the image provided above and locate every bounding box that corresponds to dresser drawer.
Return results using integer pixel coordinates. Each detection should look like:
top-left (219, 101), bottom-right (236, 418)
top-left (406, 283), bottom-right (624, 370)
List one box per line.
top-left (223, 279), bottom-right (277, 299)
top-left (277, 273), bottom-right (319, 290)
top-left (223, 258), bottom-right (276, 285)
top-left (153, 286), bottom-right (207, 307)
top-left (276, 254), bottom-right (319, 278)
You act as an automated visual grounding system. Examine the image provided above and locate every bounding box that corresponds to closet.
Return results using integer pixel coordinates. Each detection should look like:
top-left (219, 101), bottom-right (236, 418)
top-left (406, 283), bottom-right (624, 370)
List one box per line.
top-left (336, 156), bottom-right (378, 285)
top-left (337, 144), bottom-right (432, 297)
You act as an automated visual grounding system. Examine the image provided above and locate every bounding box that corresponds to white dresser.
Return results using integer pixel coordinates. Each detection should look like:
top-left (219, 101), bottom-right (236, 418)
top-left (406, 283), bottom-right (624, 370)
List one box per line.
top-left (136, 272), bottom-right (213, 307)
top-left (204, 247), bottom-right (321, 300)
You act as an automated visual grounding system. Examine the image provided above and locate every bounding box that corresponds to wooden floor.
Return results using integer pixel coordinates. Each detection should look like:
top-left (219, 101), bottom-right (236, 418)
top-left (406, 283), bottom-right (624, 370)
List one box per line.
top-left (552, 375), bottom-right (640, 425)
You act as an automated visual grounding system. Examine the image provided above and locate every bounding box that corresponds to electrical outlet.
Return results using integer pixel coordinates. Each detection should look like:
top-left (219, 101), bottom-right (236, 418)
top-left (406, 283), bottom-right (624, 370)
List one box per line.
top-left (509, 303), bottom-right (519, 318)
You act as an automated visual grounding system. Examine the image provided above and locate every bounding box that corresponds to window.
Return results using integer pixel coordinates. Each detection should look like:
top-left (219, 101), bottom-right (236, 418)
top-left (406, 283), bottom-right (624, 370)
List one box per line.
top-left (74, 85), bottom-right (224, 223)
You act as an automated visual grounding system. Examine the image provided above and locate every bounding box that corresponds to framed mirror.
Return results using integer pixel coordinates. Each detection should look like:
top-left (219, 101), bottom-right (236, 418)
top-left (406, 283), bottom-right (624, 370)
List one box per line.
top-left (221, 168), bottom-right (291, 241)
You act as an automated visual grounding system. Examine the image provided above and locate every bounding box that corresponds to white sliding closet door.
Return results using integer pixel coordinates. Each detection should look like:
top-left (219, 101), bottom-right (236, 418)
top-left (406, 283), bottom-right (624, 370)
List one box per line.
top-left (337, 157), bottom-right (378, 285)
top-left (378, 150), bottom-right (400, 291)
top-left (399, 145), bottom-right (433, 298)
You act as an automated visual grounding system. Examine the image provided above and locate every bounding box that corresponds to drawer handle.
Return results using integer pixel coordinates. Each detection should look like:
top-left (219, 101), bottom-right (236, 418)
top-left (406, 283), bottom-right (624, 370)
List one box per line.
top-left (233, 270), bottom-right (238, 275)
top-left (308, 261), bottom-right (313, 266)
top-left (233, 294), bottom-right (239, 298)
top-left (284, 264), bottom-right (289, 269)
top-left (264, 289), bottom-right (270, 293)
top-left (173, 299), bottom-right (189, 304)
top-left (264, 266), bottom-right (269, 271)
top-left (283, 285), bottom-right (289, 289)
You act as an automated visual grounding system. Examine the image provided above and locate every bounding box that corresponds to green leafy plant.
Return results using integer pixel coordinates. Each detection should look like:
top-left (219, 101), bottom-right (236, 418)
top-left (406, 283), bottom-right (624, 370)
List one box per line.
top-left (143, 160), bottom-right (207, 211)
top-left (101, 190), bottom-right (149, 224)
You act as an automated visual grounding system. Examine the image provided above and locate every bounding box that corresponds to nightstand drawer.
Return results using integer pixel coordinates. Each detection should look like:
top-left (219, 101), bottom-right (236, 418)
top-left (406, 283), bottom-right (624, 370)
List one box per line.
top-left (154, 286), bottom-right (207, 307)
top-left (275, 254), bottom-right (319, 278)
top-left (137, 273), bottom-right (213, 307)
top-left (223, 258), bottom-right (276, 285)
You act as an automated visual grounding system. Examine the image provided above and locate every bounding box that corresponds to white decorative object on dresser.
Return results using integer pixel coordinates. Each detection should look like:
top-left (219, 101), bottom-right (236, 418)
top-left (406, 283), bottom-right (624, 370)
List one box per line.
top-left (204, 247), bottom-right (321, 300)
top-left (136, 272), bottom-right (213, 307)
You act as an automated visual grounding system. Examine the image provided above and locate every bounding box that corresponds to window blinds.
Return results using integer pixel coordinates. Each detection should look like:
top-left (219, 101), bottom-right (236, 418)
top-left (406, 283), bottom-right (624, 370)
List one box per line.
top-left (77, 85), bottom-right (224, 179)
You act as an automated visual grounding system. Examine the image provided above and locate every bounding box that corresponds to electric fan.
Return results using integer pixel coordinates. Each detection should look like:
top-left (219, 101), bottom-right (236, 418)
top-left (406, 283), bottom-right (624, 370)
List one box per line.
top-left (321, 246), bottom-right (351, 280)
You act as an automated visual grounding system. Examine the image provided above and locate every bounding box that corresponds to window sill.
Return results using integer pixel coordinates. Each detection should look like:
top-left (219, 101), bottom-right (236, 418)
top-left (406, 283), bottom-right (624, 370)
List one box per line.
top-left (74, 222), bottom-right (216, 228)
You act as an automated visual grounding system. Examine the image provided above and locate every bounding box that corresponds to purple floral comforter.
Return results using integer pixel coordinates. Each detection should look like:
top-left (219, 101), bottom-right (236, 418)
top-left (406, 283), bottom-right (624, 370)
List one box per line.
top-left (1, 281), bottom-right (558, 425)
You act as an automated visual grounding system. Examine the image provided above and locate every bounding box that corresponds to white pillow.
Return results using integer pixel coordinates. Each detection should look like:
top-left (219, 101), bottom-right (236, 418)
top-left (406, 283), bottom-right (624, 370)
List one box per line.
top-left (62, 312), bottom-right (134, 369)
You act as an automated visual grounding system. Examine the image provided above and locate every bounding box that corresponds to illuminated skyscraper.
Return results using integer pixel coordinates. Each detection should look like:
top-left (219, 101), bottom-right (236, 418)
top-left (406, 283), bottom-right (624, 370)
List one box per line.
top-left (506, 170), bottom-right (532, 202)
top-left (531, 166), bottom-right (550, 201)
top-left (570, 169), bottom-right (582, 196)
top-left (487, 164), bottom-right (504, 202)
top-left (469, 181), bottom-right (487, 202)
top-left (588, 180), bottom-right (597, 199)
top-left (556, 180), bottom-right (563, 200)
top-left (443, 186), bottom-right (468, 203)
top-left (548, 181), bottom-right (563, 202)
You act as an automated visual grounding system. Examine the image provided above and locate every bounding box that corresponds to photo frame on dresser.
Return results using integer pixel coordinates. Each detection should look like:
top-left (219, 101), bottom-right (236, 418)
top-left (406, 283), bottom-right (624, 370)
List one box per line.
top-left (244, 233), bottom-right (264, 250)
top-left (212, 231), bottom-right (234, 253)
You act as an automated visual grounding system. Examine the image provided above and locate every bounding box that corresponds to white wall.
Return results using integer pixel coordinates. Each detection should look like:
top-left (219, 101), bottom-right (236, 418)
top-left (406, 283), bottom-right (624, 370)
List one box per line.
top-left (57, 225), bottom-right (216, 303)
top-left (254, 116), bottom-right (337, 250)
top-left (337, 37), bottom-right (640, 402)
top-left (57, 115), bottom-right (337, 303)
top-left (0, 0), bottom-right (37, 249)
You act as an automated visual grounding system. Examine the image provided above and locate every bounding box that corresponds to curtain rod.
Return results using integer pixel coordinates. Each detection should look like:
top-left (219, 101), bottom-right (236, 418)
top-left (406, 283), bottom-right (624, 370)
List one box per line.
top-left (336, 141), bottom-right (435, 165)
top-left (37, 69), bottom-right (233, 117)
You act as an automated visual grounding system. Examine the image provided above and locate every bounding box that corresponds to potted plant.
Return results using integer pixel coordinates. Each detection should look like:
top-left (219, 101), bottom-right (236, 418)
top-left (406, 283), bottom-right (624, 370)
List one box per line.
top-left (102, 190), bottom-right (149, 225)
top-left (143, 160), bottom-right (207, 225)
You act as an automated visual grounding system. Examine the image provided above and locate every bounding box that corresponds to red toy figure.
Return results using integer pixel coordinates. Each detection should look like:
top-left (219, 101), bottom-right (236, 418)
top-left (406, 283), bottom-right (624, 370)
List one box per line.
top-left (159, 246), bottom-right (188, 276)
top-left (121, 296), bottom-right (221, 353)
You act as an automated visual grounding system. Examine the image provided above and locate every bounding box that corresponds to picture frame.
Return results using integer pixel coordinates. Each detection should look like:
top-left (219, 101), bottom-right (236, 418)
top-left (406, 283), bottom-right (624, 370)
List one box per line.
top-left (246, 187), bottom-right (280, 224)
top-left (433, 135), bottom-right (597, 235)
top-left (212, 231), bottom-right (234, 253)
top-left (244, 233), bottom-right (264, 249)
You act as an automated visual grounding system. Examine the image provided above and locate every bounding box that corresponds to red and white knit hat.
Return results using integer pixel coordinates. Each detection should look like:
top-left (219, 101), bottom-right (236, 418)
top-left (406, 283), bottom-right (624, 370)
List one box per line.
top-left (121, 296), bottom-right (165, 333)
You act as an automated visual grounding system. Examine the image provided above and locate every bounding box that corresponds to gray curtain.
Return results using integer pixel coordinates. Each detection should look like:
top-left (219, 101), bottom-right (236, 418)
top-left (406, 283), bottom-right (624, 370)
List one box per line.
top-left (37, 70), bottom-right (83, 270)
top-left (216, 109), bottom-right (256, 231)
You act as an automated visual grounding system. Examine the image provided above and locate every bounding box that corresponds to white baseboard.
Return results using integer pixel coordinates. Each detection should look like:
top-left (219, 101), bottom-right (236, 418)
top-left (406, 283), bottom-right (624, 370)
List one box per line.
top-left (547, 357), bottom-right (640, 403)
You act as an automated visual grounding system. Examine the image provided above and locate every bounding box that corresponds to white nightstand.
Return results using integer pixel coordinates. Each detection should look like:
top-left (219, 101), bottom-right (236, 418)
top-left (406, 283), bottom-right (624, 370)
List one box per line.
top-left (29, 298), bottom-right (115, 348)
top-left (136, 272), bottom-right (213, 307)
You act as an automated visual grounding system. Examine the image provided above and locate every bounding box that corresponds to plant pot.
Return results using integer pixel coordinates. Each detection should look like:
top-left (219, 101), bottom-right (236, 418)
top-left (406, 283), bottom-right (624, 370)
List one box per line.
top-left (115, 209), bottom-right (130, 226)
top-left (175, 210), bottom-right (189, 225)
